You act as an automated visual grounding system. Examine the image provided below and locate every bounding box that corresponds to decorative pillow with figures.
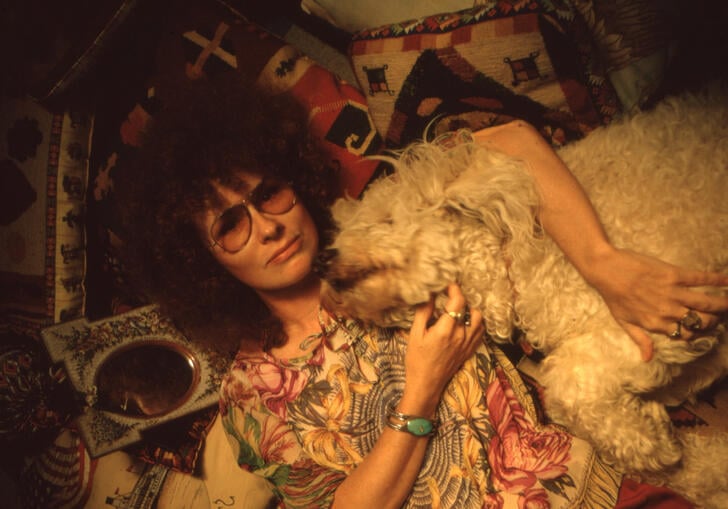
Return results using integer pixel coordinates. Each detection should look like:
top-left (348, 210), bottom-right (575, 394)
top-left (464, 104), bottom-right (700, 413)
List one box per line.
top-left (0, 98), bottom-right (91, 339)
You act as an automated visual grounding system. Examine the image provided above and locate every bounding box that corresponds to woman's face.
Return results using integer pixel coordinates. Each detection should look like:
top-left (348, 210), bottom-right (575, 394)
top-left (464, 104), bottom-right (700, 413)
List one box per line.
top-left (199, 171), bottom-right (320, 293)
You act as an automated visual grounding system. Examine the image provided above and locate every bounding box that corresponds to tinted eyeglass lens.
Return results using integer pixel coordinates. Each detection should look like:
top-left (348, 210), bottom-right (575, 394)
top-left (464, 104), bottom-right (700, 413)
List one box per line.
top-left (254, 181), bottom-right (296, 214)
top-left (211, 180), bottom-right (296, 253)
top-left (212, 205), bottom-right (251, 252)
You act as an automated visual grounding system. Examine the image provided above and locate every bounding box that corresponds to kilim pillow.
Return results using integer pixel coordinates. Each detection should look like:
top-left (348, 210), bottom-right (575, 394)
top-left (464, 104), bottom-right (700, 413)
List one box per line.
top-left (349, 1), bottom-right (622, 149)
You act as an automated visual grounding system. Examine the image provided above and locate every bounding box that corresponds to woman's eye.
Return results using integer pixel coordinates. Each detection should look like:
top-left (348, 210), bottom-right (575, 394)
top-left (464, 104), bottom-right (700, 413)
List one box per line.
top-left (260, 184), bottom-right (282, 202)
top-left (216, 206), bottom-right (247, 235)
top-left (217, 218), bottom-right (236, 234)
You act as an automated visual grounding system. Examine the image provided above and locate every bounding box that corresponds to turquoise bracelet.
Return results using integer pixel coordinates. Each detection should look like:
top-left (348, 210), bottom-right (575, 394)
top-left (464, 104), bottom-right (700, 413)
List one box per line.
top-left (386, 407), bottom-right (437, 437)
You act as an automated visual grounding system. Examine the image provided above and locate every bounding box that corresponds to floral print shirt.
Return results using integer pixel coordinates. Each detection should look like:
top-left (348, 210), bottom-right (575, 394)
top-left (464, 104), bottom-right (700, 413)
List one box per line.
top-left (219, 311), bottom-right (621, 508)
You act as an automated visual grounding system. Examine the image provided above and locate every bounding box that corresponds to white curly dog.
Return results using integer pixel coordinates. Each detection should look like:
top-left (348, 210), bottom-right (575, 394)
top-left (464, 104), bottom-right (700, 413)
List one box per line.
top-left (320, 87), bottom-right (728, 507)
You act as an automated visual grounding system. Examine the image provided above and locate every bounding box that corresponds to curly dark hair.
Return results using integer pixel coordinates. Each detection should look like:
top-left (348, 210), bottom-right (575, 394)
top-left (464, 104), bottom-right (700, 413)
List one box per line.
top-left (116, 74), bottom-right (340, 354)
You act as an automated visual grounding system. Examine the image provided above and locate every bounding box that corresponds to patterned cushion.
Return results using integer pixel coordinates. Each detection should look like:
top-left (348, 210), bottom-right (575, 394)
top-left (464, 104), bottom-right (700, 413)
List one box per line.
top-left (0, 97), bottom-right (91, 338)
top-left (570, 0), bottom-right (680, 112)
top-left (349, 1), bottom-right (622, 149)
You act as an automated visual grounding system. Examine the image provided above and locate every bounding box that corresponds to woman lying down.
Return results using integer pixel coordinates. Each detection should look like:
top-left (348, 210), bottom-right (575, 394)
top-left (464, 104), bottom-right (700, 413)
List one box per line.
top-left (117, 75), bottom-right (728, 508)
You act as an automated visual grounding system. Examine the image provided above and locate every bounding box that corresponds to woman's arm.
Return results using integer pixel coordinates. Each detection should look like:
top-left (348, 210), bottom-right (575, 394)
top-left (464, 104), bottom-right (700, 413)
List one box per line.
top-left (332, 285), bottom-right (483, 509)
top-left (473, 121), bottom-right (728, 360)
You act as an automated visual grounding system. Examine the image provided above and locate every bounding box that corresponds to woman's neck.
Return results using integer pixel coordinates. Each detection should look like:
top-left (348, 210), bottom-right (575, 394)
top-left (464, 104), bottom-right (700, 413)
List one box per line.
top-left (257, 274), bottom-right (323, 346)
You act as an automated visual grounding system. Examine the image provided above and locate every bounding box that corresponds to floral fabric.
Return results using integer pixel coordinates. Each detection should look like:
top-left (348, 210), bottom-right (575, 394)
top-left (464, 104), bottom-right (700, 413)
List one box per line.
top-left (219, 310), bottom-right (621, 508)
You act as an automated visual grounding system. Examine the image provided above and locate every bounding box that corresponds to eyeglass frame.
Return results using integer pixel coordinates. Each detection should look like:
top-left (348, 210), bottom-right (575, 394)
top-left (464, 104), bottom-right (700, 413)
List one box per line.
top-left (208, 177), bottom-right (297, 254)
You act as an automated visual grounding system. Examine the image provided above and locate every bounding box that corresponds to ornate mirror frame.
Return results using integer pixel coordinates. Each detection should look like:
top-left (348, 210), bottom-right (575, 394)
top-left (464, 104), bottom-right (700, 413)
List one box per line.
top-left (42, 305), bottom-right (223, 458)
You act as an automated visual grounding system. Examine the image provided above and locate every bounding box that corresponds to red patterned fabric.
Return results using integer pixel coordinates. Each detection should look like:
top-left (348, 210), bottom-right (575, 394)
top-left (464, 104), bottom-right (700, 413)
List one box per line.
top-left (615, 478), bottom-right (694, 509)
top-left (260, 52), bottom-right (382, 198)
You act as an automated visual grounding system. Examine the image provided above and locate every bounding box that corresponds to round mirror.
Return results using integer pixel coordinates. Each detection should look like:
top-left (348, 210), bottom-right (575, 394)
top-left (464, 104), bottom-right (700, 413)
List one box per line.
top-left (94, 340), bottom-right (198, 418)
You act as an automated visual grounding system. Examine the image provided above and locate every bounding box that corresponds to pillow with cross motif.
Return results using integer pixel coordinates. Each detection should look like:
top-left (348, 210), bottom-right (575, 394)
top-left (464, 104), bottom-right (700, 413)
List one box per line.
top-left (348, 1), bottom-right (622, 149)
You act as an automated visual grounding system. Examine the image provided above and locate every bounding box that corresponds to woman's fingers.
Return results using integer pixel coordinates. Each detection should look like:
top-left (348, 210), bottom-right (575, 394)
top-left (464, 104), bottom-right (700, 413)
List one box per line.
top-left (636, 265), bottom-right (727, 340)
top-left (412, 284), bottom-right (482, 358)
top-left (405, 285), bottom-right (483, 399)
top-left (411, 297), bottom-right (435, 338)
top-left (674, 267), bottom-right (728, 288)
top-left (443, 284), bottom-right (467, 318)
top-left (657, 281), bottom-right (727, 341)
top-left (621, 322), bottom-right (654, 361)
top-left (673, 285), bottom-right (728, 315)
top-left (663, 308), bottom-right (723, 342)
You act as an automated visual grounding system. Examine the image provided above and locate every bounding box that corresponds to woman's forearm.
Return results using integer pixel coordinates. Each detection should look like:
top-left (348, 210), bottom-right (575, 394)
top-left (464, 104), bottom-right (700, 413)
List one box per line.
top-left (472, 122), bottom-right (728, 359)
top-left (331, 391), bottom-right (438, 509)
top-left (472, 122), bottom-right (615, 282)
top-left (333, 288), bottom-right (483, 508)
top-left (331, 424), bottom-right (429, 508)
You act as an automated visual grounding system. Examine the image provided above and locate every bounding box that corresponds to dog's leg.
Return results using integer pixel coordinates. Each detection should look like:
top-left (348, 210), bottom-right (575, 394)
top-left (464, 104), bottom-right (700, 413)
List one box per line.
top-left (649, 328), bottom-right (728, 406)
top-left (641, 432), bottom-right (728, 509)
top-left (537, 332), bottom-right (684, 474)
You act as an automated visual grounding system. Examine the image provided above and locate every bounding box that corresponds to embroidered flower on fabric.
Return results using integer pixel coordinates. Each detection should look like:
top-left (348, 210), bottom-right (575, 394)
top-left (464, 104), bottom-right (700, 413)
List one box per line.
top-left (239, 355), bottom-right (309, 421)
top-left (486, 366), bottom-right (573, 500)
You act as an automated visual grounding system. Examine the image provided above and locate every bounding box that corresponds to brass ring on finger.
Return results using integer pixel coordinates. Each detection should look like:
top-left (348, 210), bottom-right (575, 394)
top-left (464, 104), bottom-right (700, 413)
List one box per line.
top-left (463, 306), bottom-right (471, 327)
top-left (680, 310), bottom-right (703, 331)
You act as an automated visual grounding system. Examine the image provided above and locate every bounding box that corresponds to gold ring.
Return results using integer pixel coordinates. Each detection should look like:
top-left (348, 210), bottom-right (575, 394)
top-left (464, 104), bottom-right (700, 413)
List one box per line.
top-left (680, 310), bottom-right (703, 331)
top-left (446, 310), bottom-right (465, 323)
top-left (445, 305), bottom-right (471, 326)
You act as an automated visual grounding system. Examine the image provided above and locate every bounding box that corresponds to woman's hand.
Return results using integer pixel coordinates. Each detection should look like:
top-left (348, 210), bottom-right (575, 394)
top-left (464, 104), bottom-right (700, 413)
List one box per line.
top-left (400, 284), bottom-right (484, 416)
top-left (331, 284), bottom-right (484, 509)
top-left (586, 247), bottom-right (728, 361)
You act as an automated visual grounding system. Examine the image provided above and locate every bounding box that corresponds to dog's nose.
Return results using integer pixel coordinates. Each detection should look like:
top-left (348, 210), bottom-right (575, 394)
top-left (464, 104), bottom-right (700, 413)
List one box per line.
top-left (314, 248), bottom-right (339, 278)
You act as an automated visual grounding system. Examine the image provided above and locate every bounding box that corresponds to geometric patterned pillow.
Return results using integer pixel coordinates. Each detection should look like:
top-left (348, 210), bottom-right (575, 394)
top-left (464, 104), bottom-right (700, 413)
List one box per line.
top-left (349, 1), bottom-right (622, 149)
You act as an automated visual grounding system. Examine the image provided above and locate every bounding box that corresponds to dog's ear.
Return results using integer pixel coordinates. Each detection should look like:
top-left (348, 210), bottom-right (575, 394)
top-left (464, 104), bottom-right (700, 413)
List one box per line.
top-left (444, 145), bottom-right (542, 263)
top-left (441, 144), bottom-right (544, 342)
top-left (330, 196), bottom-right (361, 227)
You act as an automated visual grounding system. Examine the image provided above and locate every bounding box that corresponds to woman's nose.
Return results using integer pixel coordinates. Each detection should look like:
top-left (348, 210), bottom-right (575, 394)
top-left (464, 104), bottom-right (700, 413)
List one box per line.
top-left (250, 208), bottom-right (284, 242)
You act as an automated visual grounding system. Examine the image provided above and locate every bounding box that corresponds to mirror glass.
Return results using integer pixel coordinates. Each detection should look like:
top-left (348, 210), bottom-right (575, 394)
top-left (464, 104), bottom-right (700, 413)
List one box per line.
top-left (95, 341), bottom-right (198, 417)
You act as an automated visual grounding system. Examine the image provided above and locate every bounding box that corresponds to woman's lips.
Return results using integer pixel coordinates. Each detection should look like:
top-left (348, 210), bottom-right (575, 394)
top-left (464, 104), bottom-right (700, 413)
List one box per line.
top-left (267, 236), bottom-right (302, 265)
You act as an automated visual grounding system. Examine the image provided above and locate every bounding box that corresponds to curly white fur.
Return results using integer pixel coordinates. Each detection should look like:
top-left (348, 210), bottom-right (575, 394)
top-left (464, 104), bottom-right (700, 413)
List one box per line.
top-left (321, 86), bottom-right (728, 507)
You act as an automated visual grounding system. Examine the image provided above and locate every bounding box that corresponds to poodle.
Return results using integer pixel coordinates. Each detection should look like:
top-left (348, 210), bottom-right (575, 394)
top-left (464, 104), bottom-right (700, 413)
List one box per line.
top-left (319, 86), bottom-right (728, 507)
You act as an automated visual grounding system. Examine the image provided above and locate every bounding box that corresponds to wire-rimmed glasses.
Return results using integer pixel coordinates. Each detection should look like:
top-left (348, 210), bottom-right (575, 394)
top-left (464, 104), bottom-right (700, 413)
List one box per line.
top-left (209, 178), bottom-right (297, 253)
